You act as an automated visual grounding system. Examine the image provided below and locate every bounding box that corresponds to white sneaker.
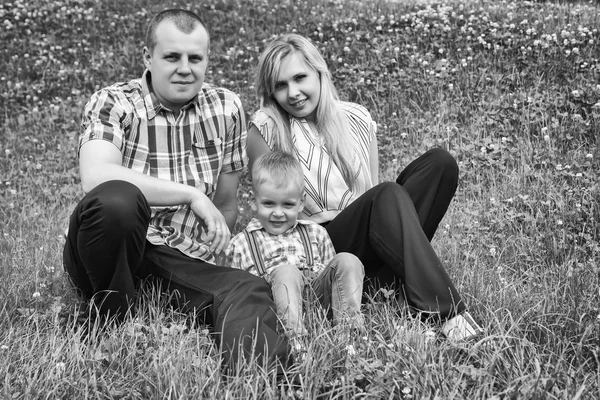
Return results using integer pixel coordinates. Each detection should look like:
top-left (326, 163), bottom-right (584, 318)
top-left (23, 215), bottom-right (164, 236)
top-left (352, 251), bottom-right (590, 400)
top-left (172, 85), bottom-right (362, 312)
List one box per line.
top-left (442, 311), bottom-right (484, 342)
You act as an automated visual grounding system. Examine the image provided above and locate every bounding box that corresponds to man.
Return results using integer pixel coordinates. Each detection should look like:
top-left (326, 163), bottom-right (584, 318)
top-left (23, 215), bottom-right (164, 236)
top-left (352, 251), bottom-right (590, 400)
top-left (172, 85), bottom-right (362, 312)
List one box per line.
top-left (63, 9), bottom-right (289, 370)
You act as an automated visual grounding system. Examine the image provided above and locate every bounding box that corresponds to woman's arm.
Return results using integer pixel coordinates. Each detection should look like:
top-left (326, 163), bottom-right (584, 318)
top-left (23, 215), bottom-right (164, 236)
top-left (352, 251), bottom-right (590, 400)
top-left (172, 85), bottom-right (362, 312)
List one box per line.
top-left (247, 124), bottom-right (272, 170)
top-left (368, 134), bottom-right (379, 185)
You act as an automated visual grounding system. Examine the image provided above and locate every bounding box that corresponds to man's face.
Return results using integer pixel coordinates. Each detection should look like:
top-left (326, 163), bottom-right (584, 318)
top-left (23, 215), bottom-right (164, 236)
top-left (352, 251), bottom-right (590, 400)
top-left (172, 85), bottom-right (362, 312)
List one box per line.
top-left (143, 20), bottom-right (209, 112)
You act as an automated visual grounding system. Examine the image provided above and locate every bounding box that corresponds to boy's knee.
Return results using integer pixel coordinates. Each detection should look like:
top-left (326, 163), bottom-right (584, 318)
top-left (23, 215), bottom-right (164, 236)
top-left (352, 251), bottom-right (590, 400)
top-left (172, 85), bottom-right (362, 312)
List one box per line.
top-left (331, 252), bottom-right (365, 276)
top-left (268, 263), bottom-right (303, 283)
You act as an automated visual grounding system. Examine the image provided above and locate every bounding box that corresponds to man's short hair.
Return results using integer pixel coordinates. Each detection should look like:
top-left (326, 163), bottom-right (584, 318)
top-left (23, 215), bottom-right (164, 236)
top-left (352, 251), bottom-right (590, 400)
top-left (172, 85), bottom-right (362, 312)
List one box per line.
top-left (146, 9), bottom-right (209, 53)
top-left (252, 151), bottom-right (304, 191)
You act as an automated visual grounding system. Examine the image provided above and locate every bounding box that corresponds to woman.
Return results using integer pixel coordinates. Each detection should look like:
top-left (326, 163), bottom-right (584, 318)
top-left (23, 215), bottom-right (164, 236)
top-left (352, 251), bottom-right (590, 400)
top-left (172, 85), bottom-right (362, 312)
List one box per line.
top-left (247, 33), bottom-right (483, 341)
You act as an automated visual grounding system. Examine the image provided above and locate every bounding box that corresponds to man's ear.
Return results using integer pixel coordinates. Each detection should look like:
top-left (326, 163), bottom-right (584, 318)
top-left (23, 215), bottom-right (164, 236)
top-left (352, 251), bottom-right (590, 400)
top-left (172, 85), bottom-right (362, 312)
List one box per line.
top-left (249, 189), bottom-right (257, 212)
top-left (142, 46), bottom-right (152, 69)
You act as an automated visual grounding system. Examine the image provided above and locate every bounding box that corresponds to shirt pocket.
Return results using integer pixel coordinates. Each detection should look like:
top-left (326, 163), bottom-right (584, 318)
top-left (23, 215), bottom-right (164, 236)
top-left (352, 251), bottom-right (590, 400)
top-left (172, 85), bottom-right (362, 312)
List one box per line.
top-left (190, 138), bottom-right (223, 193)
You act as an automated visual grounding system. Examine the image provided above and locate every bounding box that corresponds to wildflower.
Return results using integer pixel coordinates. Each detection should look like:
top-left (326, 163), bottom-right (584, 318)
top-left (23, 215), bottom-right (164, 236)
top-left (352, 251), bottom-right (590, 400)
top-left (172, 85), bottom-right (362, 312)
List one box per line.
top-left (32, 292), bottom-right (41, 299)
top-left (400, 132), bottom-right (408, 139)
top-left (345, 344), bottom-right (356, 356)
top-left (557, 220), bottom-right (563, 226)
top-left (55, 362), bottom-right (66, 374)
top-left (586, 153), bottom-right (593, 159)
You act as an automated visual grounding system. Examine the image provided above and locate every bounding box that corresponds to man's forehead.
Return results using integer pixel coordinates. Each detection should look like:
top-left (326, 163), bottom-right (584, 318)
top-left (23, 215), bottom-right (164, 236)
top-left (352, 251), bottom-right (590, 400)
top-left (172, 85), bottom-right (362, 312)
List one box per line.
top-left (153, 21), bottom-right (209, 51)
top-left (154, 20), bottom-right (209, 41)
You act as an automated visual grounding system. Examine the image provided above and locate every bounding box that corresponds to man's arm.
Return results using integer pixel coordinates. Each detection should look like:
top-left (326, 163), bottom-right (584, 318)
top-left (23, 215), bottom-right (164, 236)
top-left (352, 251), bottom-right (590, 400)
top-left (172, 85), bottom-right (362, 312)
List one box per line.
top-left (212, 170), bottom-right (240, 233)
top-left (79, 140), bottom-right (230, 253)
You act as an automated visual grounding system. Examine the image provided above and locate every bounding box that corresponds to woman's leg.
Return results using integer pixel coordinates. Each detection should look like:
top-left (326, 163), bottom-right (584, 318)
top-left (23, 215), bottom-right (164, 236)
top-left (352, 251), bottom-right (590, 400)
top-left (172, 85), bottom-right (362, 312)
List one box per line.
top-left (63, 180), bottom-right (151, 321)
top-left (142, 244), bottom-right (291, 369)
top-left (396, 148), bottom-right (459, 241)
top-left (266, 264), bottom-right (306, 337)
top-left (325, 182), bottom-right (465, 321)
top-left (311, 252), bottom-right (364, 325)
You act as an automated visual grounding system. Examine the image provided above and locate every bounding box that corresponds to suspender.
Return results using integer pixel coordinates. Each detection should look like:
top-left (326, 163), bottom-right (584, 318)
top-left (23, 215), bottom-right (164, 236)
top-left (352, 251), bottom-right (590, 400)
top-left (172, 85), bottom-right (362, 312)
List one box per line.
top-left (243, 224), bottom-right (314, 277)
top-left (243, 229), bottom-right (268, 276)
top-left (296, 223), bottom-right (314, 266)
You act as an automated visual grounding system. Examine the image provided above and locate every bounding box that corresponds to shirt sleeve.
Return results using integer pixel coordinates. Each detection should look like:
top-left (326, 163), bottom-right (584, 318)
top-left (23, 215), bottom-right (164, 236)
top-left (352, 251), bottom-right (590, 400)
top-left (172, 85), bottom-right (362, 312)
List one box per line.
top-left (79, 88), bottom-right (129, 155)
top-left (249, 110), bottom-right (276, 150)
top-left (310, 223), bottom-right (336, 268)
top-left (224, 232), bottom-right (260, 276)
top-left (224, 234), bottom-right (242, 269)
top-left (221, 92), bottom-right (247, 174)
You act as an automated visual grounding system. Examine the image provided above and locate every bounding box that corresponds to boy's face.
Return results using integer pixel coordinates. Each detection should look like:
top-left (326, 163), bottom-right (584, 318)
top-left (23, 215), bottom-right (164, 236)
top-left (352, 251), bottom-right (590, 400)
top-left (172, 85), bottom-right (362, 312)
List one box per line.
top-left (250, 179), bottom-right (304, 235)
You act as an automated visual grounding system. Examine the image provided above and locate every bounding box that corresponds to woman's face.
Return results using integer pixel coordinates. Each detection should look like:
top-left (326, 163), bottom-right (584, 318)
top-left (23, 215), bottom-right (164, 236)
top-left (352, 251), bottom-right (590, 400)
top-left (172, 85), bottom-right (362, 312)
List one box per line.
top-left (272, 53), bottom-right (321, 122)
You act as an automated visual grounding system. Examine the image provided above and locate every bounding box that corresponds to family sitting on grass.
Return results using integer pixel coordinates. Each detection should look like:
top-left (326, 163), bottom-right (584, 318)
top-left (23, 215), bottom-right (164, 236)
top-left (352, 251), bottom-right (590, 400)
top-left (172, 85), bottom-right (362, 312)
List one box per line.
top-left (62, 8), bottom-right (484, 373)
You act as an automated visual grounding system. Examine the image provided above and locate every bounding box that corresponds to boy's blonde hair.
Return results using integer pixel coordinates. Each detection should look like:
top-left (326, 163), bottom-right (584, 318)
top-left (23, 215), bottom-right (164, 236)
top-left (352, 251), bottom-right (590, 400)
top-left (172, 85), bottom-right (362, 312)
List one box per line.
top-left (255, 33), bottom-right (359, 191)
top-left (251, 151), bottom-right (304, 192)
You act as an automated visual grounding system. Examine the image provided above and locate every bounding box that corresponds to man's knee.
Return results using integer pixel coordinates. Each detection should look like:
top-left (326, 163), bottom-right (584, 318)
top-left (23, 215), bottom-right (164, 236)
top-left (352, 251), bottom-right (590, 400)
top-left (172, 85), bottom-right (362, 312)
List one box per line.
top-left (82, 180), bottom-right (150, 233)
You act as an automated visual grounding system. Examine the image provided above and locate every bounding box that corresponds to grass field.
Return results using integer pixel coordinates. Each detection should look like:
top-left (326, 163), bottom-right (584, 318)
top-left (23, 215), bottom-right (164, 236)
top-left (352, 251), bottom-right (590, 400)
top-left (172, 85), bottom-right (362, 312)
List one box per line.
top-left (1, 0), bottom-right (599, 398)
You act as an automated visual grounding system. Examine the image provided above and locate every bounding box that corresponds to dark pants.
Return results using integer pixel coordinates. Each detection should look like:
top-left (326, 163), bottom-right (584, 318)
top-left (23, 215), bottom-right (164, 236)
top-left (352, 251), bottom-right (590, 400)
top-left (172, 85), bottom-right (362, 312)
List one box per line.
top-left (63, 180), bottom-right (289, 369)
top-left (325, 148), bottom-right (465, 321)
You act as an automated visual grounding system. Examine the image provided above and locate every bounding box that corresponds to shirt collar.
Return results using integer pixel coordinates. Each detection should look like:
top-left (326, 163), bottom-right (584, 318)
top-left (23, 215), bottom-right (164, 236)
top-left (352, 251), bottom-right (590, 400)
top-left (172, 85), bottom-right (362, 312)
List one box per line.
top-left (245, 218), bottom-right (310, 235)
top-left (141, 69), bottom-right (204, 120)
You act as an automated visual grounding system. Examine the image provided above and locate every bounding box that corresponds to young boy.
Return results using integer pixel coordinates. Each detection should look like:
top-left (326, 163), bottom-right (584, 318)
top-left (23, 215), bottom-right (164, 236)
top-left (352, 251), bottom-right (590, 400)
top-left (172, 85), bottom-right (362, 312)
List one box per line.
top-left (224, 151), bottom-right (365, 338)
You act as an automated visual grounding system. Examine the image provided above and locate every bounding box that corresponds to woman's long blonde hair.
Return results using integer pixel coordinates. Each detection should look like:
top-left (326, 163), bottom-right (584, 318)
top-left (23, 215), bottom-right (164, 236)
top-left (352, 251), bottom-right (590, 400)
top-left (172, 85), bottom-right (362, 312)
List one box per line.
top-left (255, 34), bottom-right (358, 190)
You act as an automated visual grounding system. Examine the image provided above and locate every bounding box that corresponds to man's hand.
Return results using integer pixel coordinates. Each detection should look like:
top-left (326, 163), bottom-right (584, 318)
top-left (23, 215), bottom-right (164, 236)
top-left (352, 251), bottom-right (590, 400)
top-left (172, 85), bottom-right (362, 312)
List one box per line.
top-left (189, 192), bottom-right (231, 254)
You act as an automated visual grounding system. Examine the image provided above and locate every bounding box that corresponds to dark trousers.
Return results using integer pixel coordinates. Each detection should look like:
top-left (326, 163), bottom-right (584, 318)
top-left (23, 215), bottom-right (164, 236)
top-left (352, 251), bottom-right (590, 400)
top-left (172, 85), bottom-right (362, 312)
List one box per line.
top-left (63, 180), bottom-right (289, 369)
top-left (325, 148), bottom-right (465, 321)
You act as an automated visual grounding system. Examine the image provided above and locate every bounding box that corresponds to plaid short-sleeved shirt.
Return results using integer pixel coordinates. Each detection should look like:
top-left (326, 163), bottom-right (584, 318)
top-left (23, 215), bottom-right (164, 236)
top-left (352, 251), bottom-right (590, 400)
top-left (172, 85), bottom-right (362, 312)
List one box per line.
top-left (80, 70), bottom-right (247, 262)
top-left (224, 218), bottom-right (336, 277)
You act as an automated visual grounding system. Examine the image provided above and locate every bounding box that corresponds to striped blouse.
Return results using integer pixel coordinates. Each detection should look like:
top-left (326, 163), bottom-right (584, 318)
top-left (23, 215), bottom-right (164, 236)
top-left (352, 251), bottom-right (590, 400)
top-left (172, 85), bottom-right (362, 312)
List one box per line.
top-left (250, 102), bottom-right (376, 224)
top-left (80, 70), bottom-right (246, 262)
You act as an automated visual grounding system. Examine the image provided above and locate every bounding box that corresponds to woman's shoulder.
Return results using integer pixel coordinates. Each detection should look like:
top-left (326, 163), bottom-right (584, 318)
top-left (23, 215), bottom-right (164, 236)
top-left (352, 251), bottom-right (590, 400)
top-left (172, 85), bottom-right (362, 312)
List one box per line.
top-left (249, 109), bottom-right (274, 128)
top-left (339, 101), bottom-right (373, 122)
top-left (249, 109), bottom-right (278, 146)
top-left (339, 101), bottom-right (375, 138)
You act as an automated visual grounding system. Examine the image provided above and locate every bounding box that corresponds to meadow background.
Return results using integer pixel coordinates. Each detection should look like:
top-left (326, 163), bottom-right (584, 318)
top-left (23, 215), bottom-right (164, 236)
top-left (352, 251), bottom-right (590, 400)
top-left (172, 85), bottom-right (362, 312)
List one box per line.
top-left (1, 0), bottom-right (599, 398)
